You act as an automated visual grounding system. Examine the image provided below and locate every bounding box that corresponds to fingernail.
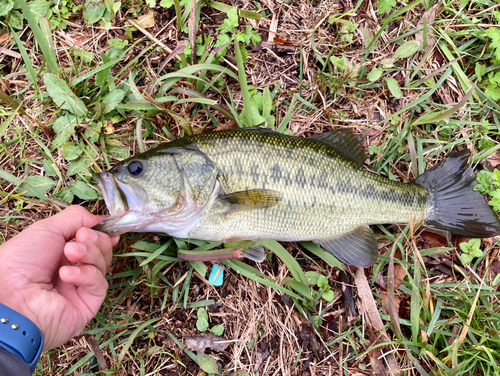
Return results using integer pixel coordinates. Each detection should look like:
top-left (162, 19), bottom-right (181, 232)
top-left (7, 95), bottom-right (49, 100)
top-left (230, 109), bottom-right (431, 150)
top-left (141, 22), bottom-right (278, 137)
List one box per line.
top-left (72, 242), bottom-right (87, 253)
top-left (63, 266), bottom-right (81, 277)
top-left (84, 228), bottom-right (98, 241)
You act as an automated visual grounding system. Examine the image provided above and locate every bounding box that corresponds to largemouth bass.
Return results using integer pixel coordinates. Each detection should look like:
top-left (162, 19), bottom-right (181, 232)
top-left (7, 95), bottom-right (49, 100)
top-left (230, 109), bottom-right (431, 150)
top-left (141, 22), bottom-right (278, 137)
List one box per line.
top-left (93, 128), bottom-right (500, 267)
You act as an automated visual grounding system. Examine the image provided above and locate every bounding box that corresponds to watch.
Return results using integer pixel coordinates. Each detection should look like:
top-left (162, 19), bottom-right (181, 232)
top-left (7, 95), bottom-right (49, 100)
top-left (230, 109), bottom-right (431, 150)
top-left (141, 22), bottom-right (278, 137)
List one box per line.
top-left (0, 303), bottom-right (44, 373)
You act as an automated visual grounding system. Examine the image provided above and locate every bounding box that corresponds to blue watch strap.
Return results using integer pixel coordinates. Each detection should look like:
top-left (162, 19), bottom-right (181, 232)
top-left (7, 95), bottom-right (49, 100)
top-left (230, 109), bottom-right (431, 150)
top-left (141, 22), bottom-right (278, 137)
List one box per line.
top-left (0, 303), bottom-right (44, 373)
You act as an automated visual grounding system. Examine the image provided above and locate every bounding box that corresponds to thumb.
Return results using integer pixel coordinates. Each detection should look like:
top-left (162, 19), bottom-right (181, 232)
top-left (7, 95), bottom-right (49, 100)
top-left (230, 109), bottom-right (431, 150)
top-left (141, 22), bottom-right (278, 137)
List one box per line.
top-left (32, 206), bottom-right (106, 241)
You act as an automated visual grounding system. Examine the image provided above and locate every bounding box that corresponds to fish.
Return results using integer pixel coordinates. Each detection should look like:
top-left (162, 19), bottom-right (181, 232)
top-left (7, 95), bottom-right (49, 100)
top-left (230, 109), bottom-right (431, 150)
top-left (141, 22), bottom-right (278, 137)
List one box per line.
top-left (93, 128), bottom-right (500, 268)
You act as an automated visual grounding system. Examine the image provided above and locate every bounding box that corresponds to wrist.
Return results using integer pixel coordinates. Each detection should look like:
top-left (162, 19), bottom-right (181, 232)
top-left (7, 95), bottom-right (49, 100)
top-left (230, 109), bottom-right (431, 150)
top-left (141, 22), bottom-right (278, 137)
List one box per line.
top-left (0, 302), bottom-right (44, 373)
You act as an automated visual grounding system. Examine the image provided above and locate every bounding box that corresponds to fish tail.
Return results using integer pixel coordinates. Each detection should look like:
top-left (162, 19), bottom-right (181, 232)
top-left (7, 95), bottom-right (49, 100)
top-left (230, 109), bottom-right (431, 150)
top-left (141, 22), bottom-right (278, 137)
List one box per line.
top-left (415, 150), bottom-right (500, 238)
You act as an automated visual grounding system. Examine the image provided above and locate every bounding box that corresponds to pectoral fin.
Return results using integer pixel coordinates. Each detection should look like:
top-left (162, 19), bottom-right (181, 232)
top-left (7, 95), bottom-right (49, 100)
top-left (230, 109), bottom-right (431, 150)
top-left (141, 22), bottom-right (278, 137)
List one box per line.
top-left (316, 225), bottom-right (378, 268)
top-left (221, 189), bottom-right (282, 213)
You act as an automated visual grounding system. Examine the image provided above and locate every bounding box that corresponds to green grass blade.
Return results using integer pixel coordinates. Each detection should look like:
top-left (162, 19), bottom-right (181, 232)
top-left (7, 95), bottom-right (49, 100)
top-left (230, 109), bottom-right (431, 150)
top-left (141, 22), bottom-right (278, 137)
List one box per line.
top-left (222, 259), bottom-right (303, 300)
top-left (17, 0), bottom-right (59, 73)
top-left (259, 239), bottom-right (308, 286)
top-left (233, 34), bottom-right (253, 127)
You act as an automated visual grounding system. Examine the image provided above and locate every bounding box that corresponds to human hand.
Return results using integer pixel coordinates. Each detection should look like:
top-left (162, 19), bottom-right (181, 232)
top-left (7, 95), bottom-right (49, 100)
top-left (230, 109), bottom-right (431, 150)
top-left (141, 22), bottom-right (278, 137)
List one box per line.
top-left (0, 205), bottom-right (119, 351)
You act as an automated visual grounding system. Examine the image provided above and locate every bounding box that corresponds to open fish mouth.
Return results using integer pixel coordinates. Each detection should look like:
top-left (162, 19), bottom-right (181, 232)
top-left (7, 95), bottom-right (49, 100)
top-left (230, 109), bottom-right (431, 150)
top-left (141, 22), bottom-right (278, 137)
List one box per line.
top-left (94, 172), bottom-right (129, 217)
top-left (93, 172), bottom-right (158, 236)
top-left (93, 172), bottom-right (131, 234)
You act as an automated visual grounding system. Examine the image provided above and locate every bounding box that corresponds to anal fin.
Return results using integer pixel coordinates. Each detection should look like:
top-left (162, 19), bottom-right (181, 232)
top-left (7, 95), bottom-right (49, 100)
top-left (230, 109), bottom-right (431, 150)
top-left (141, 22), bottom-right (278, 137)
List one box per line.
top-left (221, 189), bottom-right (282, 214)
top-left (316, 225), bottom-right (378, 268)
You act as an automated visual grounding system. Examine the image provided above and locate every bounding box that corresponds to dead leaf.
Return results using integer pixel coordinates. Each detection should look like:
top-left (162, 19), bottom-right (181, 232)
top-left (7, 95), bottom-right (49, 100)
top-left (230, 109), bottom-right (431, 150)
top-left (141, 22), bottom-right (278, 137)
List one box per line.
top-left (421, 231), bottom-right (447, 248)
top-left (486, 151), bottom-right (500, 168)
top-left (254, 341), bottom-right (270, 371)
top-left (367, 325), bottom-right (386, 375)
top-left (354, 268), bottom-right (399, 372)
top-left (83, 334), bottom-right (108, 370)
top-left (300, 325), bottom-right (310, 350)
top-left (185, 333), bottom-right (230, 354)
top-left (136, 10), bottom-right (155, 29)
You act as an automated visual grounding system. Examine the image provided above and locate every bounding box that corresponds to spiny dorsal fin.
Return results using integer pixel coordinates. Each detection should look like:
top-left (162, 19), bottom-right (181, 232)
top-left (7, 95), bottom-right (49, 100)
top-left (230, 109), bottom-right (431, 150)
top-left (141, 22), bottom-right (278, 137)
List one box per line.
top-left (315, 225), bottom-right (378, 268)
top-left (221, 189), bottom-right (282, 214)
top-left (310, 129), bottom-right (367, 166)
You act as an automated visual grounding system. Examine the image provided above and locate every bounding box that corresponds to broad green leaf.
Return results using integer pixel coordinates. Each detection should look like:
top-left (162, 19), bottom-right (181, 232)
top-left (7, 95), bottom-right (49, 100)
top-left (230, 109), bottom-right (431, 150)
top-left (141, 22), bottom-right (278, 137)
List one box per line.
top-left (84, 0), bottom-right (106, 24)
top-left (105, 139), bottom-right (129, 159)
top-left (385, 77), bottom-right (402, 99)
top-left (85, 122), bottom-right (103, 143)
top-left (74, 49), bottom-right (94, 62)
top-left (489, 190), bottom-right (500, 212)
top-left (493, 169), bottom-right (500, 187)
top-left (381, 58), bottom-right (395, 68)
top-left (67, 157), bottom-right (88, 176)
top-left (102, 88), bottom-right (127, 113)
top-left (304, 271), bottom-right (321, 285)
top-left (474, 170), bottom-right (492, 195)
top-left (322, 288), bottom-right (334, 302)
top-left (211, 325), bottom-right (224, 336)
top-left (367, 67), bottom-right (383, 82)
top-left (69, 181), bottom-right (98, 200)
top-left (485, 84), bottom-right (500, 101)
top-left (42, 159), bottom-right (58, 177)
top-left (0, 169), bottom-right (43, 199)
top-left (108, 39), bottom-right (128, 49)
top-left (208, 1), bottom-right (261, 21)
top-left (317, 275), bottom-right (328, 289)
top-left (377, 0), bottom-right (396, 14)
top-left (19, 176), bottom-right (56, 197)
top-left (44, 73), bottom-right (88, 117)
top-left (95, 53), bottom-right (112, 87)
top-left (475, 63), bottom-right (487, 82)
top-left (196, 317), bottom-right (209, 332)
top-left (28, 0), bottom-right (52, 20)
top-left (9, 9), bottom-right (23, 29)
top-left (0, 0), bottom-right (14, 17)
top-left (197, 354), bottom-right (219, 374)
top-left (57, 188), bottom-right (74, 203)
top-left (197, 308), bottom-right (209, 321)
top-left (51, 115), bottom-right (79, 150)
top-left (62, 142), bottom-right (83, 161)
top-left (393, 41), bottom-right (421, 59)
top-left (460, 253), bottom-right (473, 265)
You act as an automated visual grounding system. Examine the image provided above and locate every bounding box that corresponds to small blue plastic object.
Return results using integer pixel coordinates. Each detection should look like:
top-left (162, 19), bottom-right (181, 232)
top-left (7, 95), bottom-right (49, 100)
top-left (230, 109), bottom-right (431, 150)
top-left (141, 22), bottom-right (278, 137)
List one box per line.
top-left (209, 264), bottom-right (224, 286)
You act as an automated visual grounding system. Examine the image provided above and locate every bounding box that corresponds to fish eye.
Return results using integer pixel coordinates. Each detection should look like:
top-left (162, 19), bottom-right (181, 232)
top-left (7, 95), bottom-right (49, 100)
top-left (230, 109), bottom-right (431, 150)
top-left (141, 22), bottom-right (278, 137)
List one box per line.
top-left (127, 161), bottom-right (144, 176)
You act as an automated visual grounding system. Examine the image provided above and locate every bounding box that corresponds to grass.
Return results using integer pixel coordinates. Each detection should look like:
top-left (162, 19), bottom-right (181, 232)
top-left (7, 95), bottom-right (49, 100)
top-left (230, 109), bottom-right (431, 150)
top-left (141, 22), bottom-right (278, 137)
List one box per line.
top-left (2, 0), bottom-right (500, 374)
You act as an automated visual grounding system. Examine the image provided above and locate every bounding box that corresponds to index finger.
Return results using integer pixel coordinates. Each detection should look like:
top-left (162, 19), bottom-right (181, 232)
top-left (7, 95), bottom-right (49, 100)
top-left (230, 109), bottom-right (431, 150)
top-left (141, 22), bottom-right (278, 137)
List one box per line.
top-left (32, 206), bottom-right (107, 242)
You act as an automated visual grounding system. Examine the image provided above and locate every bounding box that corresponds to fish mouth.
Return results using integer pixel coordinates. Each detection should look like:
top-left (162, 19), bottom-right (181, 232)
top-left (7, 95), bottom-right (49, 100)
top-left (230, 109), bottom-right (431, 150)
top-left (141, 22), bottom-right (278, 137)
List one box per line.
top-left (93, 172), bottom-right (157, 236)
top-left (93, 172), bottom-right (130, 235)
top-left (94, 172), bottom-right (129, 217)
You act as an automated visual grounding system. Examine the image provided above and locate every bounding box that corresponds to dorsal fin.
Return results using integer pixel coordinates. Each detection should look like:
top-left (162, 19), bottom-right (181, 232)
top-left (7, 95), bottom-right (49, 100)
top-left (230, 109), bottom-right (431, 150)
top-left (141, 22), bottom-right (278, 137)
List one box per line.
top-left (309, 129), bottom-right (367, 166)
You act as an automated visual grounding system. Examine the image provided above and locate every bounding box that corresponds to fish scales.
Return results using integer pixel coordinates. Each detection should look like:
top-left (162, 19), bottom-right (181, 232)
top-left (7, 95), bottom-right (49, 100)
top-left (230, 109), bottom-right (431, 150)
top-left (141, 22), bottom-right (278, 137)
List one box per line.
top-left (94, 128), bottom-right (500, 267)
top-left (181, 130), bottom-right (429, 241)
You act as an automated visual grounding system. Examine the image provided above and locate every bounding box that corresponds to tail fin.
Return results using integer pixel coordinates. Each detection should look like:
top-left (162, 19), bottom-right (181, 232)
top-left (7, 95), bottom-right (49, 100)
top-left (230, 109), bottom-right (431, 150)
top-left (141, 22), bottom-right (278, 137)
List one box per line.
top-left (415, 150), bottom-right (500, 238)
